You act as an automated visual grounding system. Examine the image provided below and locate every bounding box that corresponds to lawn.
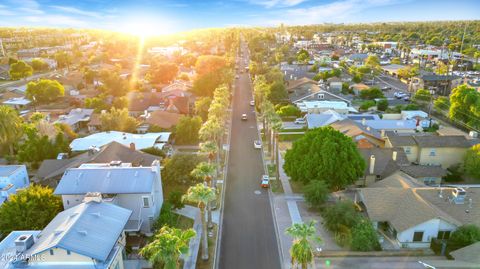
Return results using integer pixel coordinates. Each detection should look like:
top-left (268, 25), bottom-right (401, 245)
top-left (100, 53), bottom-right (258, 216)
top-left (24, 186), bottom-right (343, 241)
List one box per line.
top-left (278, 133), bottom-right (304, 141)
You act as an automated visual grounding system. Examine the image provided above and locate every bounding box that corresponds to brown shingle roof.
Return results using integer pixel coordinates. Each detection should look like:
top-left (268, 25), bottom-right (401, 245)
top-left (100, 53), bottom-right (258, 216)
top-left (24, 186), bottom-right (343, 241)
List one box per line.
top-left (401, 165), bottom-right (447, 178)
top-left (286, 77), bottom-right (316, 91)
top-left (145, 111), bottom-right (182, 129)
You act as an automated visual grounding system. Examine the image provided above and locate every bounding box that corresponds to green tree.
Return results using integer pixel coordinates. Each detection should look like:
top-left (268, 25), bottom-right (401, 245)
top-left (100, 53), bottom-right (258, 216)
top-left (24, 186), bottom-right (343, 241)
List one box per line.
top-left (435, 61), bottom-right (448, 75)
top-left (190, 162), bottom-right (216, 228)
top-left (183, 183), bottom-right (216, 261)
top-left (26, 79), bottom-right (65, 103)
top-left (365, 55), bottom-right (380, 69)
top-left (9, 61), bottom-right (33, 80)
top-left (140, 226), bottom-right (196, 269)
top-left (0, 185), bottom-right (62, 236)
top-left (297, 49), bottom-right (310, 64)
top-left (100, 108), bottom-right (138, 132)
top-left (112, 96), bottom-right (129, 109)
top-left (0, 106), bottom-right (23, 155)
top-left (465, 145), bottom-right (480, 180)
top-left (162, 154), bottom-right (202, 186)
top-left (350, 218), bottom-right (381, 251)
top-left (391, 57), bottom-right (401, 64)
top-left (434, 96), bottom-right (450, 112)
top-left (195, 55), bottom-right (226, 76)
top-left (54, 51), bottom-right (72, 69)
top-left (85, 96), bottom-right (109, 112)
top-left (194, 97), bottom-right (212, 121)
top-left (31, 58), bottom-right (49, 71)
top-left (267, 81), bottom-right (288, 103)
top-left (285, 221), bottom-right (321, 269)
top-left (284, 127), bottom-right (365, 190)
top-left (276, 104), bottom-right (302, 118)
top-left (192, 72), bottom-right (224, 97)
top-left (360, 100), bottom-right (376, 111)
top-left (174, 116), bottom-right (202, 145)
top-left (376, 99), bottom-right (389, 111)
top-left (413, 89), bottom-right (432, 102)
top-left (98, 70), bottom-right (128, 97)
top-left (448, 225), bottom-right (480, 251)
top-left (322, 201), bottom-right (360, 233)
top-left (449, 85), bottom-right (480, 129)
top-left (148, 62), bottom-right (179, 84)
top-left (303, 180), bottom-right (329, 208)
top-left (359, 88), bottom-right (384, 100)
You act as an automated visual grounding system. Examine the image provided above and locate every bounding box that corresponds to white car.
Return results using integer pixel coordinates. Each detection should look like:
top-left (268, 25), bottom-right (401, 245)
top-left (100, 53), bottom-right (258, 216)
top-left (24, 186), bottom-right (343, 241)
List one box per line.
top-left (250, 100), bottom-right (255, 106)
top-left (241, 113), bottom-right (247, 120)
top-left (294, 118), bottom-right (306, 124)
top-left (261, 175), bottom-right (270, 188)
top-left (253, 140), bottom-right (262, 149)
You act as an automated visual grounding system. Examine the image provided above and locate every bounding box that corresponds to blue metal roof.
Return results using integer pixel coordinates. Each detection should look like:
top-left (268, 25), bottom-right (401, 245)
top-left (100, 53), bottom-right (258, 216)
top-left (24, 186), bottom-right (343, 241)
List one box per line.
top-left (54, 166), bottom-right (156, 195)
top-left (0, 165), bottom-right (24, 177)
top-left (25, 201), bottom-right (132, 262)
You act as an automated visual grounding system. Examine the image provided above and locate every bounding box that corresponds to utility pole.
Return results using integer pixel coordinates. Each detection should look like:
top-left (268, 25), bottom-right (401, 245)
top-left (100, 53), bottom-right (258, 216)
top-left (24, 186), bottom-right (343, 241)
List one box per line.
top-left (459, 22), bottom-right (468, 72)
top-left (0, 38), bottom-right (5, 57)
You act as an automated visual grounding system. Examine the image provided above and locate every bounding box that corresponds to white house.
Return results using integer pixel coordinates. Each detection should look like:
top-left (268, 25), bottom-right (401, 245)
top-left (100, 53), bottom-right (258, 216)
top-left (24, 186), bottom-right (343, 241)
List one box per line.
top-left (0, 165), bottom-right (29, 206)
top-left (56, 108), bottom-right (94, 131)
top-left (0, 197), bottom-right (132, 269)
top-left (296, 100), bottom-right (357, 114)
top-left (54, 161), bottom-right (163, 234)
top-left (69, 131), bottom-right (171, 151)
top-left (359, 177), bottom-right (479, 249)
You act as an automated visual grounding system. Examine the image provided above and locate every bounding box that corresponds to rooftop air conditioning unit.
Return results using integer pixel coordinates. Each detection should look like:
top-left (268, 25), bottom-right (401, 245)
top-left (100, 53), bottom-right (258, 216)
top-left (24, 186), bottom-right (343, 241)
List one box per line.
top-left (15, 234), bottom-right (34, 253)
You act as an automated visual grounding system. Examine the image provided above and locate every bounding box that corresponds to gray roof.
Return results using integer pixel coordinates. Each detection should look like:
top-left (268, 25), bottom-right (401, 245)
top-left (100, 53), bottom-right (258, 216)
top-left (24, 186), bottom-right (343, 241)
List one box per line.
top-left (306, 111), bottom-right (345, 128)
top-left (56, 108), bottom-right (94, 127)
top-left (36, 141), bottom-right (159, 182)
top-left (0, 165), bottom-right (24, 177)
top-left (54, 166), bottom-right (157, 195)
top-left (369, 171), bottom-right (425, 188)
top-left (420, 74), bottom-right (461, 81)
top-left (450, 242), bottom-right (480, 264)
top-left (359, 147), bottom-right (409, 177)
top-left (362, 119), bottom-right (417, 131)
top-left (25, 201), bottom-right (131, 261)
top-left (387, 135), bottom-right (417, 147)
top-left (413, 135), bottom-right (471, 148)
top-left (401, 165), bottom-right (447, 178)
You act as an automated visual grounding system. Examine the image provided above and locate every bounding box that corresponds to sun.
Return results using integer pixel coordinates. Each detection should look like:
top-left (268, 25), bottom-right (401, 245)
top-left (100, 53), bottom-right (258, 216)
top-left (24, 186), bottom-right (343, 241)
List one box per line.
top-left (118, 17), bottom-right (170, 37)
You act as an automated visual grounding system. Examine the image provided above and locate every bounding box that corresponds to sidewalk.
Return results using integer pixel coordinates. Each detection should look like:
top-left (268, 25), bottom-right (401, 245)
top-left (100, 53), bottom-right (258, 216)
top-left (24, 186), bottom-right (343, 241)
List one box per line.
top-left (175, 205), bottom-right (202, 269)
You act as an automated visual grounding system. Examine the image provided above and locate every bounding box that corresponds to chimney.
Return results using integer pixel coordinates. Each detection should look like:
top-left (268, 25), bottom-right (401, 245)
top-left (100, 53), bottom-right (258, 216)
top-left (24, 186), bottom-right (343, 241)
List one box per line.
top-left (130, 142), bottom-right (136, 151)
top-left (362, 118), bottom-right (366, 126)
top-left (369, 155), bottom-right (375, 174)
top-left (83, 192), bottom-right (102, 203)
top-left (392, 151), bottom-right (397, 161)
top-left (15, 234), bottom-right (34, 253)
top-left (380, 129), bottom-right (386, 137)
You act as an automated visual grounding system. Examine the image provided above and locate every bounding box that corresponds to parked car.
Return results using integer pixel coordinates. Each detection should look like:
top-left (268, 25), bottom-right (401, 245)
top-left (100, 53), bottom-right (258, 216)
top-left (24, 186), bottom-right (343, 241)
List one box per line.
top-left (395, 92), bottom-right (407, 99)
top-left (403, 95), bottom-right (411, 101)
top-left (381, 86), bottom-right (392, 91)
top-left (261, 175), bottom-right (269, 188)
top-left (294, 118), bottom-right (306, 124)
top-left (241, 113), bottom-right (247, 120)
top-left (253, 140), bottom-right (262, 149)
top-left (250, 100), bottom-right (255, 106)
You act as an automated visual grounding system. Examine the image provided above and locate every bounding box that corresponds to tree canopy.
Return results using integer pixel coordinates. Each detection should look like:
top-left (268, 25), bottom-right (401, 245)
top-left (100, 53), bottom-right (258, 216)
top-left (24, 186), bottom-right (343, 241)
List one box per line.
top-left (449, 85), bottom-right (480, 130)
top-left (174, 116), bottom-right (202, 145)
top-left (0, 185), bottom-right (63, 236)
top-left (100, 108), bottom-right (138, 132)
top-left (195, 55), bottom-right (226, 76)
top-left (465, 145), bottom-right (480, 180)
top-left (26, 79), bottom-right (65, 103)
top-left (283, 127), bottom-right (365, 190)
top-left (162, 154), bottom-right (203, 187)
top-left (148, 61), bottom-right (179, 84)
top-left (9, 60), bottom-right (33, 80)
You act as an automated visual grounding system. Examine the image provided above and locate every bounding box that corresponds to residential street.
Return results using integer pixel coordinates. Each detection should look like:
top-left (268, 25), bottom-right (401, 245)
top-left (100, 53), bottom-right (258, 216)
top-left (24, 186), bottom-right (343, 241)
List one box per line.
top-left (218, 44), bottom-right (281, 269)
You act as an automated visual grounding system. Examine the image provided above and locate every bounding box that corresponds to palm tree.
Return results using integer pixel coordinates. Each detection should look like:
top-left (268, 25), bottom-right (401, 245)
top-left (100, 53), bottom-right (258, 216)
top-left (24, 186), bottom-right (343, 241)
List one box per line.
top-left (183, 183), bottom-right (216, 261)
top-left (140, 226), bottom-right (196, 269)
top-left (0, 105), bottom-right (23, 156)
top-left (200, 141), bottom-right (218, 163)
top-left (190, 162), bottom-right (216, 228)
top-left (286, 221), bottom-right (321, 269)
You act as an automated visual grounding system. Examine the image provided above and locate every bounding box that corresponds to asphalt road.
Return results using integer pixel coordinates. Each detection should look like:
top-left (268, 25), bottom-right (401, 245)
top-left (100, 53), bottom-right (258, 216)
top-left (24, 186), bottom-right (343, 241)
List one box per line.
top-left (218, 44), bottom-right (281, 269)
top-left (315, 256), bottom-right (442, 269)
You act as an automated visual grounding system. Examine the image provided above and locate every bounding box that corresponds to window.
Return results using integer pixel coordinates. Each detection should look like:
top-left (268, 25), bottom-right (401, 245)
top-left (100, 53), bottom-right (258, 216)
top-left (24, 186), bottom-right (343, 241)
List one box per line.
top-left (405, 147), bottom-right (411, 154)
top-left (437, 231), bottom-right (451, 240)
top-left (142, 196), bottom-right (150, 208)
top-left (49, 249), bottom-right (54, 255)
top-left (413, 231), bottom-right (424, 242)
top-left (318, 93), bottom-right (324, 99)
top-left (429, 149), bottom-right (436, 156)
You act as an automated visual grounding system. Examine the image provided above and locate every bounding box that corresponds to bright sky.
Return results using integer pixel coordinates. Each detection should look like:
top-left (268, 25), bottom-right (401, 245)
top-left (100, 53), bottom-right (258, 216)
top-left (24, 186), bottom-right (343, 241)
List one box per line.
top-left (0, 0), bottom-right (479, 34)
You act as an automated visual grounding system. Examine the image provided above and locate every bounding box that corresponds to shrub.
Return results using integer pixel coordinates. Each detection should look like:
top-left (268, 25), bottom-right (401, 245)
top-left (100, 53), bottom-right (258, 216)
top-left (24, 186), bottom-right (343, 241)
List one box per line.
top-left (360, 100), bottom-right (376, 111)
top-left (350, 218), bottom-right (381, 251)
top-left (376, 99), bottom-right (389, 111)
top-left (448, 225), bottom-right (480, 251)
top-left (303, 180), bottom-right (329, 208)
top-left (168, 190), bottom-right (185, 210)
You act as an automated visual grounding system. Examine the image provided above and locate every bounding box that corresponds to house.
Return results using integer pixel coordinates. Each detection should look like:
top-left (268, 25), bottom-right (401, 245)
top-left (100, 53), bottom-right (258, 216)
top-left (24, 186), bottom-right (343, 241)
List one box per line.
top-left (0, 165), bottom-right (29, 206)
top-left (292, 88), bottom-right (352, 106)
top-left (330, 119), bottom-right (385, 148)
top-left (286, 77), bottom-right (318, 98)
top-left (381, 64), bottom-right (406, 77)
top-left (409, 74), bottom-right (462, 96)
top-left (54, 161), bottom-right (163, 234)
top-left (87, 113), bottom-right (101, 132)
top-left (137, 110), bottom-right (182, 133)
top-left (385, 134), bottom-right (472, 168)
top-left (400, 165), bottom-right (447, 185)
top-left (326, 77), bottom-right (343, 92)
top-left (56, 108), bottom-right (94, 131)
top-left (358, 185), bottom-right (480, 249)
top-left (360, 119), bottom-right (418, 134)
top-left (69, 131), bottom-right (171, 151)
top-left (350, 83), bottom-right (370, 95)
top-left (0, 196), bottom-right (132, 269)
top-left (305, 110), bottom-right (345, 128)
top-left (296, 100), bottom-right (357, 114)
top-left (35, 141), bottom-right (160, 187)
top-left (421, 242), bottom-right (480, 269)
top-left (358, 148), bottom-right (409, 186)
top-left (127, 90), bottom-right (192, 117)
top-left (1, 97), bottom-right (31, 110)
top-left (347, 53), bottom-right (368, 64)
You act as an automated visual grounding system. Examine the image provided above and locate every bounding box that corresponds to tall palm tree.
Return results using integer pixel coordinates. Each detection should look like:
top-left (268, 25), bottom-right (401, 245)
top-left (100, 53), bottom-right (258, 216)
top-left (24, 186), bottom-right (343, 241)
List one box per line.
top-left (140, 226), bottom-right (196, 269)
top-left (191, 162), bottom-right (216, 228)
top-left (183, 183), bottom-right (216, 261)
top-left (286, 221), bottom-right (321, 269)
top-left (0, 105), bottom-right (23, 155)
top-left (200, 141), bottom-right (218, 163)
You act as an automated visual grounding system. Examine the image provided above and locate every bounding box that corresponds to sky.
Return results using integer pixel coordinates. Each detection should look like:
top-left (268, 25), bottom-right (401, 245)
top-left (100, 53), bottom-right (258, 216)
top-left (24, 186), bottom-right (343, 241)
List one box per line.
top-left (0, 0), bottom-right (479, 34)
